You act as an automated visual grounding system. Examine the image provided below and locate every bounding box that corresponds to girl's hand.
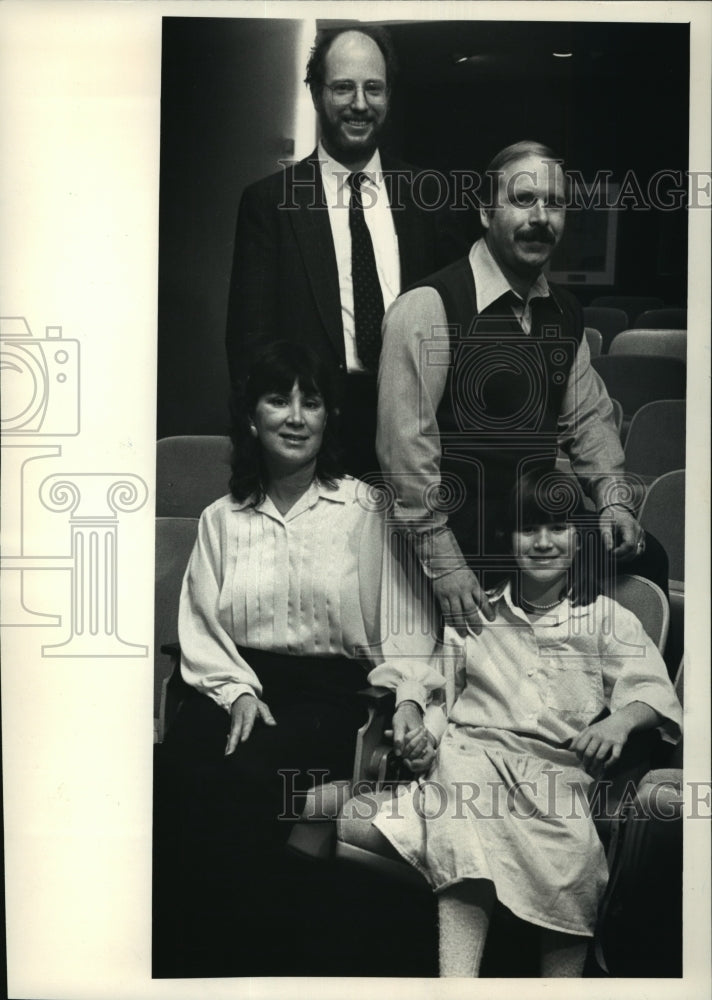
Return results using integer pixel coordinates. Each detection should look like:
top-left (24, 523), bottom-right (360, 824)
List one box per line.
top-left (571, 715), bottom-right (632, 776)
top-left (571, 702), bottom-right (663, 777)
top-left (403, 731), bottom-right (437, 775)
top-left (225, 693), bottom-right (276, 755)
top-left (392, 701), bottom-right (427, 759)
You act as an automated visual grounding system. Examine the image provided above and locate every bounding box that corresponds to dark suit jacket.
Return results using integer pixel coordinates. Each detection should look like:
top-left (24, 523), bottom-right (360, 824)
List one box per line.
top-left (225, 149), bottom-right (470, 383)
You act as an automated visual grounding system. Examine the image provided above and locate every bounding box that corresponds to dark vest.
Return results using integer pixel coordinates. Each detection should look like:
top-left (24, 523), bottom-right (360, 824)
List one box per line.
top-left (412, 257), bottom-right (583, 557)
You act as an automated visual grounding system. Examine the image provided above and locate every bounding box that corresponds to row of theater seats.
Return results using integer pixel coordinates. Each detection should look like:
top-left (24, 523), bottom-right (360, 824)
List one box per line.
top-left (582, 298), bottom-right (686, 357)
top-left (585, 326), bottom-right (686, 362)
top-left (555, 391), bottom-right (686, 674)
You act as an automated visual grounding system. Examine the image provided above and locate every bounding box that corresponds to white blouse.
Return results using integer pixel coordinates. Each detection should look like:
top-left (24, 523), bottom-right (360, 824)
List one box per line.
top-left (179, 478), bottom-right (389, 712)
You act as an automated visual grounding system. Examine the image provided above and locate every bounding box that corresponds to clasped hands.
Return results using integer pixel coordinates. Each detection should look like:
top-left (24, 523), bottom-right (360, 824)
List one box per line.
top-left (392, 700), bottom-right (436, 775)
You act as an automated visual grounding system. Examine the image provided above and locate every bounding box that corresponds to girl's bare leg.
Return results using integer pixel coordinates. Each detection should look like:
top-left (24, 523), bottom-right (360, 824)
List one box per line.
top-left (539, 927), bottom-right (589, 977)
top-left (437, 879), bottom-right (495, 977)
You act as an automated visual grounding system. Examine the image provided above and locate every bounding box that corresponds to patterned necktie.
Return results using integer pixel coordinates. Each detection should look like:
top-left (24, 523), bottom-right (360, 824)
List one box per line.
top-left (348, 171), bottom-right (385, 372)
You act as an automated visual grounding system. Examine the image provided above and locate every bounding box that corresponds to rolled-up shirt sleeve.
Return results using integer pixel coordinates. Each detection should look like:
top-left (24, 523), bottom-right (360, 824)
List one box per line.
top-left (376, 288), bottom-right (469, 579)
top-left (557, 337), bottom-right (638, 511)
top-left (599, 598), bottom-right (683, 743)
top-left (178, 506), bottom-right (262, 711)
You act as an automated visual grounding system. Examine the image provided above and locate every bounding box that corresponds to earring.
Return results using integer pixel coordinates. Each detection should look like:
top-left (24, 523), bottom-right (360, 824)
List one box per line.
top-left (249, 423), bottom-right (258, 437)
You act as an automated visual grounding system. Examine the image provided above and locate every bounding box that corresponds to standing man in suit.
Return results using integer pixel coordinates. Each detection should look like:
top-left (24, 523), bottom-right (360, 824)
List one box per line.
top-left (377, 140), bottom-right (663, 638)
top-left (226, 25), bottom-right (468, 477)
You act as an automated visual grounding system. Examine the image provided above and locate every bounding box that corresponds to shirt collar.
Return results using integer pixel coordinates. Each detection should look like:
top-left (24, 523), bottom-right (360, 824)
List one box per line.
top-left (317, 141), bottom-right (384, 195)
top-left (470, 238), bottom-right (555, 315)
top-left (488, 578), bottom-right (590, 625)
top-left (231, 477), bottom-right (348, 517)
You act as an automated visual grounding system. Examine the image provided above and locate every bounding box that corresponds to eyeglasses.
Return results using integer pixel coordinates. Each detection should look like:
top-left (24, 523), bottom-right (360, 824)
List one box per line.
top-left (323, 81), bottom-right (388, 105)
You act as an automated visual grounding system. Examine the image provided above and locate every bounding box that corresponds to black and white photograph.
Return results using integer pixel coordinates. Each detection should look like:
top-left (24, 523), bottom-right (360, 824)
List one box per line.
top-left (1, 2), bottom-right (710, 998)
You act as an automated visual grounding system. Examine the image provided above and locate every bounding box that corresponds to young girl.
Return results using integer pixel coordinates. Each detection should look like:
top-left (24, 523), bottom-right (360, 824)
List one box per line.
top-left (368, 469), bottom-right (682, 978)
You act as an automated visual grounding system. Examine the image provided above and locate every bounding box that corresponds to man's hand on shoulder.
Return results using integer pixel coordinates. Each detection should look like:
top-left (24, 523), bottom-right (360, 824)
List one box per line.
top-left (599, 505), bottom-right (645, 562)
top-left (432, 567), bottom-right (495, 637)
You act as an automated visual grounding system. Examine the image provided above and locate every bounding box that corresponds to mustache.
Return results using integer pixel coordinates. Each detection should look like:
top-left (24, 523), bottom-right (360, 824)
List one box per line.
top-left (517, 226), bottom-right (556, 244)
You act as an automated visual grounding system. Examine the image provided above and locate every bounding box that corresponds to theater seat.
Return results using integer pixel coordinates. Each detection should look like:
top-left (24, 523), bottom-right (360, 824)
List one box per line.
top-left (639, 470), bottom-right (685, 586)
top-left (156, 435), bottom-right (231, 517)
top-left (591, 355), bottom-right (686, 439)
top-left (584, 326), bottom-right (603, 358)
top-left (582, 307), bottom-right (628, 353)
top-left (154, 516), bottom-right (199, 742)
top-left (609, 329), bottom-right (686, 362)
top-left (590, 295), bottom-right (665, 324)
top-left (633, 307), bottom-right (686, 329)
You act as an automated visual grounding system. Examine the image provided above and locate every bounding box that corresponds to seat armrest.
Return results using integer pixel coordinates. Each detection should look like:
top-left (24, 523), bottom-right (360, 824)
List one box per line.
top-left (351, 685), bottom-right (401, 782)
top-left (160, 641), bottom-right (181, 661)
top-left (157, 642), bottom-right (191, 742)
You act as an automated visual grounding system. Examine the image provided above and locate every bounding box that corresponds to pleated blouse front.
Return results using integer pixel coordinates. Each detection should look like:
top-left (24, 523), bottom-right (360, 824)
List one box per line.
top-left (178, 478), bottom-right (383, 711)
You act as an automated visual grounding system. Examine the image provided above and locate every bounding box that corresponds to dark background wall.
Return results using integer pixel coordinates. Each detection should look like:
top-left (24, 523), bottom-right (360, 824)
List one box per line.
top-left (157, 16), bottom-right (689, 437)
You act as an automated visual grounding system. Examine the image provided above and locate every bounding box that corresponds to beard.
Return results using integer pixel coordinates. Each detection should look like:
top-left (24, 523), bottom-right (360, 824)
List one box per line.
top-left (316, 104), bottom-right (386, 167)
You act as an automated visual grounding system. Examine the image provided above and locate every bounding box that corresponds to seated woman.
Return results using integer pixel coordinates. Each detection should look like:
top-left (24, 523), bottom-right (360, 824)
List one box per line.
top-left (155, 341), bottom-right (391, 974)
top-left (368, 469), bottom-right (682, 978)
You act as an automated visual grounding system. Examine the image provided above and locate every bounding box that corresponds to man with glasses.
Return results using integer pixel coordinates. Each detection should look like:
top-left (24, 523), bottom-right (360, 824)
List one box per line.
top-left (226, 26), bottom-right (467, 477)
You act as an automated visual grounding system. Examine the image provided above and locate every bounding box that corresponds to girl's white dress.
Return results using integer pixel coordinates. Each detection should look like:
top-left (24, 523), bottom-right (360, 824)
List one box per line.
top-left (368, 582), bottom-right (682, 936)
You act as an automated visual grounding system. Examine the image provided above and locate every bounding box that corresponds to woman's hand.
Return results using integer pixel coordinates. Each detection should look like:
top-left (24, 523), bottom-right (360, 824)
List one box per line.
top-left (225, 693), bottom-right (276, 755)
top-left (392, 701), bottom-right (436, 774)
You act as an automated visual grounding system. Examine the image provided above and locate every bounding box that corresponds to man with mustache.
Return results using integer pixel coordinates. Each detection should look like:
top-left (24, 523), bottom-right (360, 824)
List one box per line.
top-left (377, 140), bottom-right (657, 637)
top-left (226, 26), bottom-right (467, 477)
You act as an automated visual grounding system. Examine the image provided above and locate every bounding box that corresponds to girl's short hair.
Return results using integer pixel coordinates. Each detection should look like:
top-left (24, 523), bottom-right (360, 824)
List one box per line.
top-left (503, 468), bottom-right (607, 606)
top-left (229, 340), bottom-right (344, 504)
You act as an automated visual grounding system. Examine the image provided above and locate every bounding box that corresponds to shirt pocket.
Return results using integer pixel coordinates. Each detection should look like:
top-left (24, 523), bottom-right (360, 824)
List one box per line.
top-left (544, 658), bottom-right (604, 721)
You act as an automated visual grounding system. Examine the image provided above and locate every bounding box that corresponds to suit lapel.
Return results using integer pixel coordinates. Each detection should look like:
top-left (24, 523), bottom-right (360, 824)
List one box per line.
top-left (381, 154), bottom-right (421, 289)
top-left (288, 152), bottom-right (345, 360)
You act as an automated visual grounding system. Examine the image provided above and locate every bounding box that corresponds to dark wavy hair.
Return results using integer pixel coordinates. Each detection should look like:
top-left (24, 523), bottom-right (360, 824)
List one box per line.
top-left (304, 25), bottom-right (397, 96)
top-left (229, 340), bottom-right (344, 504)
top-left (500, 468), bottom-right (607, 607)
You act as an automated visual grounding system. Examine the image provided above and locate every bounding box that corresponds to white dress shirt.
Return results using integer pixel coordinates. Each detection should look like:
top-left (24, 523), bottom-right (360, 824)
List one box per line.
top-left (318, 142), bottom-right (401, 372)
